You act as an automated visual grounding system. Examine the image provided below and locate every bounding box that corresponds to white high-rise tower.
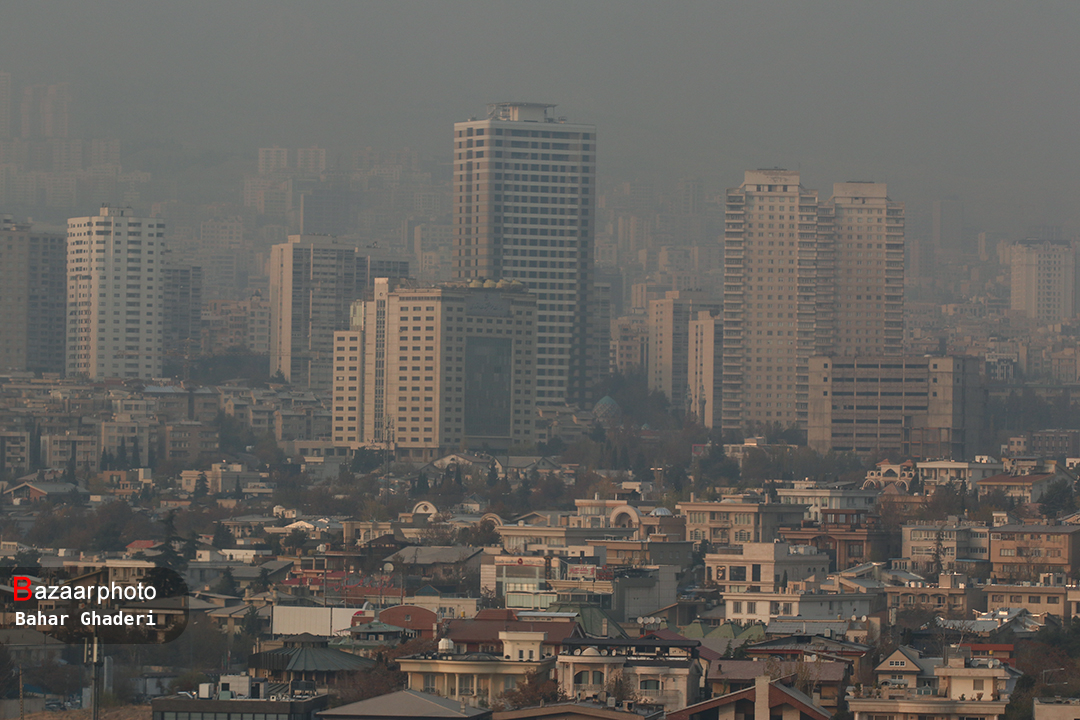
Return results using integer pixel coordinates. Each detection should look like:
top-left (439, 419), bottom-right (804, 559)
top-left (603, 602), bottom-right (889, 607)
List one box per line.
top-left (66, 206), bottom-right (166, 379)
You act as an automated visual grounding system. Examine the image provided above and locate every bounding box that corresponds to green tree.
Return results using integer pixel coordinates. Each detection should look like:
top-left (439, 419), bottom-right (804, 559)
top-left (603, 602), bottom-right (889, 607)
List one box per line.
top-left (193, 472), bottom-right (209, 499)
top-left (212, 567), bottom-right (238, 596)
top-left (212, 522), bottom-right (231, 549)
top-left (495, 667), bottom-right (566, 710)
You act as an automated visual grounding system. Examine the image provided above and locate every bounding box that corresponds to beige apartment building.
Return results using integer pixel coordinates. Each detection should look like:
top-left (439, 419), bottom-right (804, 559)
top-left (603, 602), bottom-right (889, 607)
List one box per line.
top-left (807, 355), bottom-right (985, 459)
top-left (66, 206), bottom-right (166, 379)
top-left (338, 278), bottom-right (537, 459)
top-left (453, 101), bottom-right (597, 406)
top-left (722, 171), bottom-right (904, 432)
top-left (1011, 240), bottom-right (1078, 324)
top-left (648, 290), bottom-right (720, 412)
top-left (687, 309), bottom-right (723, 427)
top-left (611, 314), bottom-right (648, 374)
top-left (0, 215), bottom-right (66, 374)
top-left (676, 496), bottom-right (807, 547)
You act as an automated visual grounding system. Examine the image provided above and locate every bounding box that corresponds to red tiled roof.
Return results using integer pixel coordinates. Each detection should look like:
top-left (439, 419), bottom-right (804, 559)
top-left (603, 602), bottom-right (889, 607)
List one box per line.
top-left (445, 616), bottom-right (578, 647)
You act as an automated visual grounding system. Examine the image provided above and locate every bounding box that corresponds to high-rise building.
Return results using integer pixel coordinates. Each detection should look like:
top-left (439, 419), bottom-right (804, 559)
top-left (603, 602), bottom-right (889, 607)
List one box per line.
top-left (453, 102), bottom-right (596, 406)
top-left (687, 309), bottom-right (724, 429)
top-left (295, 146), bottom-right (327, 174)
top-left (0, 214), bottom-right (67, 373)
top-left (258, 147), bottom-right (289, 175)
top-left (161, 264), bottom-right (203, 359)
top-left (269, 235), bottom-right (364, 391)
top-left (721, 170), bottom-right (904, 432)
top-left (1010, 239), bottom-right (1077, 325)
top-left (66, 206), bottom-right (166, 379)
top-left (647, 290), bottom-right (720, 412)
top-left (336, 278), bottom-right (537, 459)
top-left (20, 82), bottom-right (70, 139)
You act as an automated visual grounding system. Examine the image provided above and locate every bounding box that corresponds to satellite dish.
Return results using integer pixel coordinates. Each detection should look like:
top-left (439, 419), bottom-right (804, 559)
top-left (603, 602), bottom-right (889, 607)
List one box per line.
top-left (383, 562), bottom-right (395, 574)
top-left (637, 617), bottom-right (645, 624)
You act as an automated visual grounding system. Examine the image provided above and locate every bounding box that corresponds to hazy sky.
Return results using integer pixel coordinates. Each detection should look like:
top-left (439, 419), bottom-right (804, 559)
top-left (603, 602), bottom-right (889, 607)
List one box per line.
top-left (3, 1), bottom-right (1079, 234)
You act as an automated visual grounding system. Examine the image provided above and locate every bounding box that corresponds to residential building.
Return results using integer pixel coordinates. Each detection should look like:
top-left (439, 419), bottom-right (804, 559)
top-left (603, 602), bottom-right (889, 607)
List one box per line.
top-left (676, 497), bottom-right (807, 548)
top-left (807, 355), bottom-right (986, 459)
top-left (453, 102), bottom-right (597, 406)
top-left (398, 632), bottom-right (556, 707)
top-left (611, 314), bottom-right (648, 374)
top-left (874, 646), bottom-right (942, 690)
top-left (848, 648), bottom-right (1013, 720)
top-left (985, 583), bottom-right (1069, 620)
top-left (900, 520), bottom-right (991, 576)
top-left (667, 674), bottom-right (831, 720)
top-left (990, 524), bottom-right (1080, 580)
top-left (705, 542), bottom-right (830, 591)
top-left (722, 588), bottom-right (879, 626)
top-left (66, 206), bottom-right (166, 379)
top-left (0, 215), bottom-right (66, 374)
top-left (648, 291), bottom-right (720, 412)
top-left (557, 637), bottom-right (703, 713)
top-left (687, 309), bottom-right (723, 428)
top-left (917, 459), bottom-right (1005, 494)
top-left (779, 509), bottom-right (897, 569)
top-left (161, 264), bottom-right (203, 358)
top-left (347, 278), bottom-right (538, 460)
top-left (269, 235), bottom-right (364, 391)
top-left (883, 573), bottom-right (985, 618)
top-left (1010, 240), bottom-right (1077, 324)
top-left (976, 473), bottom-right (1061, 504)
top-left (775, 481), bottom-right (880, 522)
top-left (721, 172), bottom-right (904, 432)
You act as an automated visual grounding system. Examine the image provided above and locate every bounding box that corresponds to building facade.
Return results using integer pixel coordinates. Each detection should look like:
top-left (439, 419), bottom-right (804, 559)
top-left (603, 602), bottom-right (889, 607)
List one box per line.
top-left (0, 215), bottom-right (66, 374)
top-left (721, 171), bottom-right (904, 432)
top-left (344, 278), bottom-right (538, 459)
top-left (66, 206), bottom-right (166, 379)
top-left (453, 102), bottom-right (596, 406)
top-left (807, 355), bottom-right (985, 459)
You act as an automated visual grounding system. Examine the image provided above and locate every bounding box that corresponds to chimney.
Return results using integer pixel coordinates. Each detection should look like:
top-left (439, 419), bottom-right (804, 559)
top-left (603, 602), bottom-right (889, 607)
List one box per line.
top-left (755, 676), bottom-right (771, 720)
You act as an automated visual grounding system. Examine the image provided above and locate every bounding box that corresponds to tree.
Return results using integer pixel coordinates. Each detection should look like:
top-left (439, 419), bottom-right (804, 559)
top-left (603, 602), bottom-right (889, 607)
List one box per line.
top-left (604, 672), bottom-right (639, 703)
top-left (1041, 479), bottom-right (1076, 517)
top-left (116, 438), bottom-right (129, 470)
top-left (487, 463), bottom-right (499, 488)
top-left (241, 605), bottom-right (262, 636)
top-left (495, 668), bottom-right (566, 710)
top-left (193, 472), bottom-right (209, 499)
top-left (212, 523), bottom-right (231, 549)
top-left (458, 519), bottom-right (502, 546)
top-left (212, 567), bottom-right (238, 596)
top-left (250, 566), bottom-right (272, 594)
top-left (412, 472), bottom-right (429, 497)
top-left (283, 528), bottom-right (308, 553)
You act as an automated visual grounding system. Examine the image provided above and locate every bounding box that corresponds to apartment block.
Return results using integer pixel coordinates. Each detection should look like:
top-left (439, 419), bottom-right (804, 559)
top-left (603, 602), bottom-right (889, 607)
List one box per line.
top-left (687, 309), bottom-right (723, 428)
top-left (0, 215), bottom-right (66, 374)
top-left (348, 278), bottom-right (538, 460)
top-left (453, 102), bottom-right (596, 406)
top-left (807, 355), bottom-right (985, 459)
top-left (66, 206), bottom-right (166, 379)
top-left (722, 171), bottom-right (903, 432)
top-left (1011, 240), bottom-right (1078, 324)
top-left (648, 290), bottom-right (720, 412)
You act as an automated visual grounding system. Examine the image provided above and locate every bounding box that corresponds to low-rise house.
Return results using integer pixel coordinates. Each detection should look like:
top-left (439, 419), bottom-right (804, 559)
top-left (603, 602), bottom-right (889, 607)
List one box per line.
top-left (990, 524), bottom-right (1080, 580)
top-left (705, 542), bottom-right (829, 591)
top-left (875, 647), bottom-right (942, 690)
top-left (557, 636), bottom-right (704, 714)
top-left (706, 659), bottom-right (848, 710)
top-left (666, 675), bottom-right (831, 720)
top-left (779, 509), bottom-right (896, 570)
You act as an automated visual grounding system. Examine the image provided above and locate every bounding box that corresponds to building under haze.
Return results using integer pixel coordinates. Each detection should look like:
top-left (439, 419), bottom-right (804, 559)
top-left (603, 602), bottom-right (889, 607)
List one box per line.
top-left (333, 277), bottom-right (537, 459)
top-left (1010, 239), bottom-right (1078, 325)
top-left (269, 235), bottom-right (365, 391)
top-left (722, 170), bottom-right (904, 432)
top-left (66, 206), bottom-right (166, 379)
top-left (647, 290), bottom-right (720, 413)
top-left (0, 214), bottom-right (66, 374)
top-left (453, 102), bottom-right (596, 407)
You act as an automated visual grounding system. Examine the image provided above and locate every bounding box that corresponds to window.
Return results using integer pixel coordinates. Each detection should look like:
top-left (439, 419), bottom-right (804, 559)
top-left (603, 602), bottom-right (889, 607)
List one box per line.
top-left (973, 679), bottom-right (985, 691)
top-left (423, 674), bottom-right (436, 693)
top-left (747, 602), bottom-right (757, 614)
top-left (640, 679), bottom-right (661, 691)
top-left (459, 675), bottom-right (473, 695)
top-left (732, 601), bottom-right (743, 614)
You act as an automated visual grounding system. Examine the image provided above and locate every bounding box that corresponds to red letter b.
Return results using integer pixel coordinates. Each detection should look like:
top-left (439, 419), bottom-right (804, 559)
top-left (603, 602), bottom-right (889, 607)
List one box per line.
top-left (13, 576), bottom-right (31, 601)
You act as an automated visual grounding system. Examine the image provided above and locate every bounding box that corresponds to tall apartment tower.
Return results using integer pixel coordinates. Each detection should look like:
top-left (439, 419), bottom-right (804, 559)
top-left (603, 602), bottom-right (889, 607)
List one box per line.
top-left (66, 206), bottom-right (166, 379)
top-left (453, 102), bottom-right (596, 406)
top-left (647, 290), bottom-right (720, 412)
top-left (269, 235), bottom-right (364, 391)
top-left (336, 278), bottom-right (537, 459)
top-left (722, 170), bottom-right (904, 432)
top-left (1010, 240), bottom-right (1077, 324)
top-left (0, 215), bottom-right (67, 373)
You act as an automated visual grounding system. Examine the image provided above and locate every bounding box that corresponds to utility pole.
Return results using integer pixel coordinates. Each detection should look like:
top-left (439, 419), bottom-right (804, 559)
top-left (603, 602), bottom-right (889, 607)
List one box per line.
top-left (84, 634), bottom-right (101, 720)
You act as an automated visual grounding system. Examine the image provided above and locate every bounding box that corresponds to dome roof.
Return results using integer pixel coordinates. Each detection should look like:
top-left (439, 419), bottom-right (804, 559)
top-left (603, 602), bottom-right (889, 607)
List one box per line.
top-left (649, 507), bottom-right (673, 516)
top-left (593, 395), bottom-right (621, 420)
top-left (483, 279), bottom-right (497, 288)
top-left (581, 646), bottom-right (601, 656)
